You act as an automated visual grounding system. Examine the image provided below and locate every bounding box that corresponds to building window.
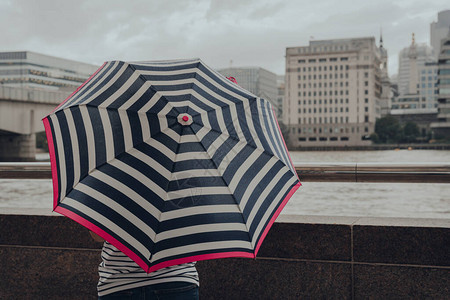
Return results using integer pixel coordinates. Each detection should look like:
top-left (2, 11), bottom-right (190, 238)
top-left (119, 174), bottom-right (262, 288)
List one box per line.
top-left (298, 59), bottom-right (305, 63)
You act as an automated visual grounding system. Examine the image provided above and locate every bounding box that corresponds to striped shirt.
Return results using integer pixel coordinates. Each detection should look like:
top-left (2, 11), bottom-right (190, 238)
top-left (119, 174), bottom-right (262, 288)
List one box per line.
top-left (98, 242), bottom-right (199, 296)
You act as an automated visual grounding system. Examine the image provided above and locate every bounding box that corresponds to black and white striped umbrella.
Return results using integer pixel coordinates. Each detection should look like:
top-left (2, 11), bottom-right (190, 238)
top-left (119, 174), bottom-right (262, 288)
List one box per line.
top-left (43, 59), bottom-right (301, 272)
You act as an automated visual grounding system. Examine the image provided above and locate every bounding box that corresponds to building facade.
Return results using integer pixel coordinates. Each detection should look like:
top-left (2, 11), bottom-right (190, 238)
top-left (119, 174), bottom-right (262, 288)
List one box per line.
top-left (430, 10), bottom-right (450, 60)
top-left (0, 51), bottom-right (99, 91)
top-left (431, 33), bottom-right (450, 139)
top-left (284, 37), bottom-right (384, 147)
top-left (396, 41), bottom-right (435, 97)
top-left (217, 67), bottom-right (278, 116)
top-left (391, 62), bottom-right (438, 110)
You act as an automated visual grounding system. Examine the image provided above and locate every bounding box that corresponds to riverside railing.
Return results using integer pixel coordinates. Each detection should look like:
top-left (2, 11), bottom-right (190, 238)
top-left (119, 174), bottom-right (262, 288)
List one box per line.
top-left (1, 162), bottom-right (449, 183)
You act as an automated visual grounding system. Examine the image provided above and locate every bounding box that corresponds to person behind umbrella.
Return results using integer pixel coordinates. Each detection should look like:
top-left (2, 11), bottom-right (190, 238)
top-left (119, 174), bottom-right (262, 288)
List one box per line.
top-left (90, 232), bottom-right (199, 299)
top-left (88, 74), bottom-right (242, 300)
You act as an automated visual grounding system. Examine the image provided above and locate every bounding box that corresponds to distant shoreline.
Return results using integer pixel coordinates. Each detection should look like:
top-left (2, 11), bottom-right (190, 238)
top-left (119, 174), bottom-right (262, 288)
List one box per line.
top-left (288, 143), bottom-right (450, 151)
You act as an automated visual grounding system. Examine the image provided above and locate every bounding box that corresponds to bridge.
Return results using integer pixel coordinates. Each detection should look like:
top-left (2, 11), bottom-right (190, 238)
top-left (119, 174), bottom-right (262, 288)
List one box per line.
top-left (0, 85), bottom-right (70, 161)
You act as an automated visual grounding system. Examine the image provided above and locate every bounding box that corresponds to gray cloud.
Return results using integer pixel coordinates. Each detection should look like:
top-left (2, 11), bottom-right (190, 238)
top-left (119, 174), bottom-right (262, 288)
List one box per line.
top-left (0, 0), bottom-right (448, 76)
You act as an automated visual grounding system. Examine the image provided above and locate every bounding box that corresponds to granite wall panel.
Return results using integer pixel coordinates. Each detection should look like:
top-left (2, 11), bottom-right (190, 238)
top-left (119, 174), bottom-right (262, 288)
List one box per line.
top-left (0, 214), bottom-right (101, 249)
top-left (0, 246), bottom-right (100, 300)
top-left (353, 264), bottom-right (450, 299)
top-left (353, 225), bottom-right (450, 266)
top-left (196, 258), bottom-right (352, 300)
top-left (258, 222), bottom-right (352, 261)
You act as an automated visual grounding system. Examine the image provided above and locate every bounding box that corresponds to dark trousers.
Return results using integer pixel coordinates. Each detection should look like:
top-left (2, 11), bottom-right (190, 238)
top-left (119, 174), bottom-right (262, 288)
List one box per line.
top-left (98, 282), bottom-right (199, 300)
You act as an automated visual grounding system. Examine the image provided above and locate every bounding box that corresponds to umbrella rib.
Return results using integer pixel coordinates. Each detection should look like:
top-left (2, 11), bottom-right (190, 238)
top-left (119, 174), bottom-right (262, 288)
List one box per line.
top-left (150, 126), bottom-right (183, 263)
top-left (201, 123), bottom-right (294, 175)
top-left (190, 129), bottom-right (254, 250)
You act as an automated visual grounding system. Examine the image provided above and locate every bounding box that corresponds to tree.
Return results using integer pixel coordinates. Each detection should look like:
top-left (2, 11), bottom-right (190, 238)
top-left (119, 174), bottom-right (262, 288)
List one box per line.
top-left (402, 122), bottom-right (420, 143)
top-left (374, 116), bottom-right (401, 144)
top-left (278, 121), bottom-right (290, 146)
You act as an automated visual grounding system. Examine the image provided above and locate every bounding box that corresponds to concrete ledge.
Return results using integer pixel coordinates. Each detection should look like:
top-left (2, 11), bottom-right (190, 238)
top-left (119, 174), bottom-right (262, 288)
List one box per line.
top-left (0, 209), bottom-right (449, 299)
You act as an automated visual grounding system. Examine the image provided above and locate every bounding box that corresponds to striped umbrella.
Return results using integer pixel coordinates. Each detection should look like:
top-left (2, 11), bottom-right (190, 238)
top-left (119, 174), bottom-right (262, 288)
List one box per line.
top-left (43, 59), bottom-right (301, 273)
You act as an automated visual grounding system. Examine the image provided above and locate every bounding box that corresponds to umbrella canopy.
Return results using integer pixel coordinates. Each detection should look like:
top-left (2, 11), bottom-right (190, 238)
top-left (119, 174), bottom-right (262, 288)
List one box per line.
top-left (43, 58), bottom-right (301, 273)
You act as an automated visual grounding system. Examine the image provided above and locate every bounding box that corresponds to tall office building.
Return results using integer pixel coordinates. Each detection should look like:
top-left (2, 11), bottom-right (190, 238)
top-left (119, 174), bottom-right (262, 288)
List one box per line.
top-left (430, 10), bottom-right (450, 59)
top-left (392, 36), bottom-right (438, 111)
top-left (396, 39), bottom-right (435, 96)
top-left (431, 32), bottom-right (450, 138)
top-left (217, 67), bottom-right (278, 115)
top-left (0, 51), bottom-right (99, 91)
top-left (284, 37), bottom-right (384, 147)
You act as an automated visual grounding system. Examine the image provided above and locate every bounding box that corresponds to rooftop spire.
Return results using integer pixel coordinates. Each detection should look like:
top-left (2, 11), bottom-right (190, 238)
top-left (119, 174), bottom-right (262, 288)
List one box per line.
top-left (409, 33), bottom-right (417, 59)
top-left (380, 27), bottom-right (383, 48)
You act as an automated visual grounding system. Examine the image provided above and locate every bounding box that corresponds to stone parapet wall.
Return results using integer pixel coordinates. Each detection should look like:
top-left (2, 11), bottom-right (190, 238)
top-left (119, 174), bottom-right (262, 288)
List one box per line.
top-left (0, 209), bottom-right (448, 299)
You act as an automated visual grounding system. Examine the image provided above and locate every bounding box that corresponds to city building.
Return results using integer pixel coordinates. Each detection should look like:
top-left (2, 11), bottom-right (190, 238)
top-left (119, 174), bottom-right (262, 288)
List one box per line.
top-left (0, 51), bottom-right (99, 91)
top-left (391, 61), bottom-right (438, 110)
top-left (217, 67), bottom-right (278, 115)
top-left (430, 10), bottom-right (450, 59)
top-left (276, 75), bottom-right (285, 120)
top-left (396, 38), bottom-right (435, 97)
top-left (284, 37), bottom-right (385, 147)
top-left (431, 32), bottom-right (450, 139)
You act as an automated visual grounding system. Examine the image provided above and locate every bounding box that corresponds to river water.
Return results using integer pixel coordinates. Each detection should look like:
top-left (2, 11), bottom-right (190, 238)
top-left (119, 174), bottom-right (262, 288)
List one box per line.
top-left (1, 150), bottom-right (449, 219)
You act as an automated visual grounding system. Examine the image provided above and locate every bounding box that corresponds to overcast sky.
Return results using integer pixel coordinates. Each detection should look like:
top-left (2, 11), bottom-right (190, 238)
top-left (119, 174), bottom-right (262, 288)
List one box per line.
top-left (1, 0), bottom-right (449, 77)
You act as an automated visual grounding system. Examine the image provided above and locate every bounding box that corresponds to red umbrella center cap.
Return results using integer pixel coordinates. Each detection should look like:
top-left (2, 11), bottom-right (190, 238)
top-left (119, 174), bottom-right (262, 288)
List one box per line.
top-left (178, 113), bottom-right (193, 126)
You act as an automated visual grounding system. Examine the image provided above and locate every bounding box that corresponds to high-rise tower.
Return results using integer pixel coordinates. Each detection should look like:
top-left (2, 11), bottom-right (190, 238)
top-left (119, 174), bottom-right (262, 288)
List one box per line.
top-left (430, 10), bottom-right (450, 59)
